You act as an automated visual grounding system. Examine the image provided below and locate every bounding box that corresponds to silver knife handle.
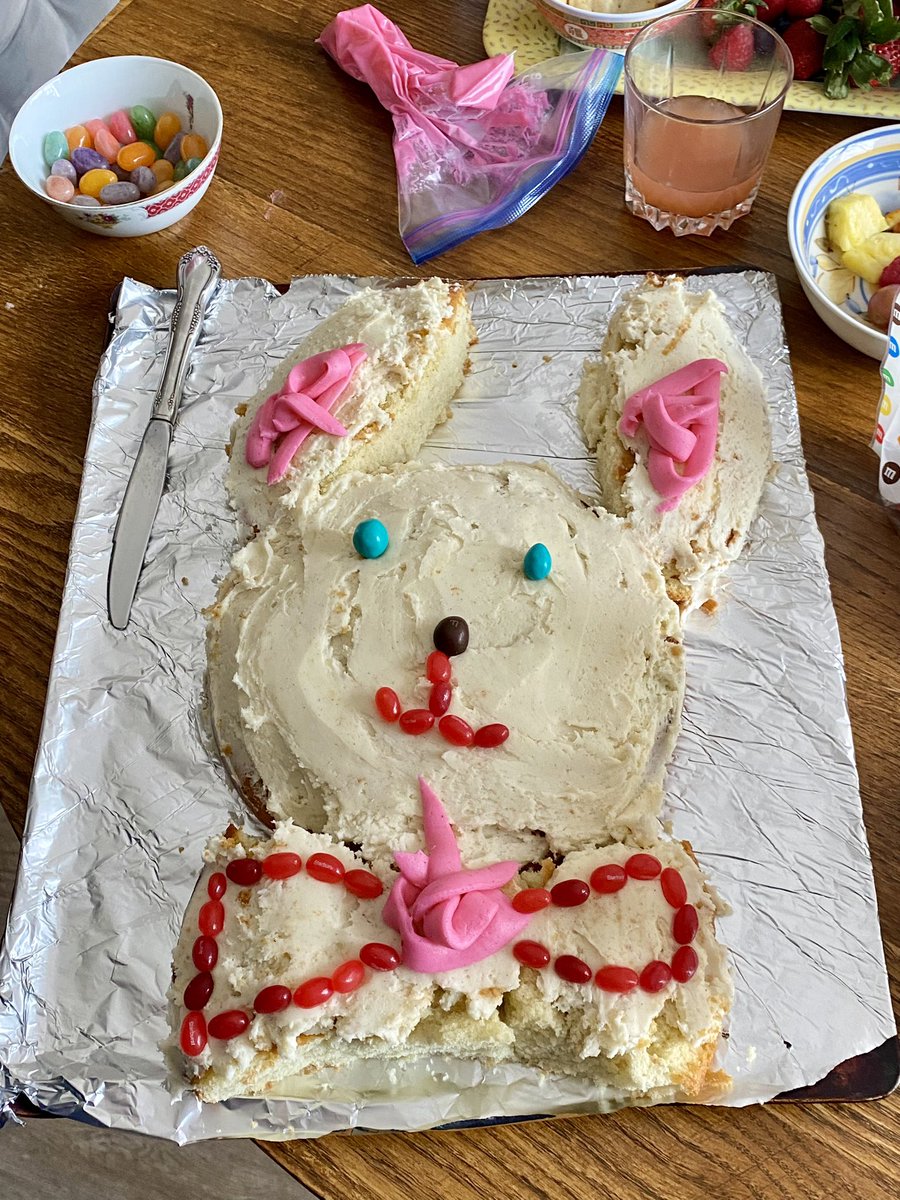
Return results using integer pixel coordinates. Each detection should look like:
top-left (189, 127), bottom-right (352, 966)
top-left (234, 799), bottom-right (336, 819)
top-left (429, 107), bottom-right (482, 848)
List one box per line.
top-left (152, 246), bottom-right (221, 423)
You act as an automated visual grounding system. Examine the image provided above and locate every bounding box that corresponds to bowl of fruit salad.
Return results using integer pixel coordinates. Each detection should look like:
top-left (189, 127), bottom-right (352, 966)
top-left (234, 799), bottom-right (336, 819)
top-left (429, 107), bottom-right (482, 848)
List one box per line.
top-left (788, 124), bottom-right (900, 359)
top-left (8, 55), bottom-right (222, 237)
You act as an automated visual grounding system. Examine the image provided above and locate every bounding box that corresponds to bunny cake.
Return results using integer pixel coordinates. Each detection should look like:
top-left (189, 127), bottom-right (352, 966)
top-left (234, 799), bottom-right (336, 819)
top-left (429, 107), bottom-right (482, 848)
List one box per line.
top-left (579, 276), bottom-right (771, 611)
top-left (174, 275), bottom-right (766, 1109)
top-left (226, 278), bottom-right (473, 534)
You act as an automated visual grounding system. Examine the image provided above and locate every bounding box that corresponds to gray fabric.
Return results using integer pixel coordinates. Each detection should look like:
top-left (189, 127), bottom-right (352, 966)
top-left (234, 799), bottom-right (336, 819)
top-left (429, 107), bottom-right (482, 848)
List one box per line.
top-left (0, 0), bottom-right (117, 161)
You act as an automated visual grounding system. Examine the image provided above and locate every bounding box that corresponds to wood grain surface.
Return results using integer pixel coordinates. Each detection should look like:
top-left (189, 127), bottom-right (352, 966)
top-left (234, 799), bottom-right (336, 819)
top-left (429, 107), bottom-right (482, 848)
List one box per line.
top-left (0, 1), bottom-right (897, 1196)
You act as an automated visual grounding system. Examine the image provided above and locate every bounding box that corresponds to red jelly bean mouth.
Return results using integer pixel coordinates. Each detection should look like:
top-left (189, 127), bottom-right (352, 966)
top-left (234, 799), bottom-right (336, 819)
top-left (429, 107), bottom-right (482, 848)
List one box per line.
top-left (374, 653), bottom-right (508, 750)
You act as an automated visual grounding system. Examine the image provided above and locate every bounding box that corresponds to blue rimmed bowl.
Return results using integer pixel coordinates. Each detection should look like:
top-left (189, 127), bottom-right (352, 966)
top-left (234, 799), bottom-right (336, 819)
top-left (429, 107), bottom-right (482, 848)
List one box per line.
top-left (788, 124), bottom-right (900, 360)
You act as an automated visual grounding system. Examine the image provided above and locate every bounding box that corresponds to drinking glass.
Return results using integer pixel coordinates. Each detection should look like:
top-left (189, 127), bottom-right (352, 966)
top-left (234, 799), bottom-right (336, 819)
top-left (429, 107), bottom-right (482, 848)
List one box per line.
top-left (623, 11), bottom-right (793, 236)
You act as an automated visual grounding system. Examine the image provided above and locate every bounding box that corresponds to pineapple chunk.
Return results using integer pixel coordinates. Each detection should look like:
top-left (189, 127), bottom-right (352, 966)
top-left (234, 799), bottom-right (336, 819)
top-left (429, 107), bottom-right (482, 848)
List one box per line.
top-left (885, 208), bottom-right (900, 233)
top-left (842, 233), bottom-right (900, 285)
top-left (826, 193), bottom-right (888, 254)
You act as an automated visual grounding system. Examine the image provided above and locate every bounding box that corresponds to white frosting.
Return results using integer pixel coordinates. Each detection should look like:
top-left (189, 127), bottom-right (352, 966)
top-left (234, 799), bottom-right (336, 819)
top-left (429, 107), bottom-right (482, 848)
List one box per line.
top-left (172, 825), bottom-right (435, 1092)
top-left (579, 277), bottom-right (772, 609)
top-left (521, 842), bottom-right (732, 1061)
top-left (227, 278), bottom-right (467, 533)
top-left (172, 824), bottom-right (730, 1099)
top-left (211, 461), bottom-right (685, 867)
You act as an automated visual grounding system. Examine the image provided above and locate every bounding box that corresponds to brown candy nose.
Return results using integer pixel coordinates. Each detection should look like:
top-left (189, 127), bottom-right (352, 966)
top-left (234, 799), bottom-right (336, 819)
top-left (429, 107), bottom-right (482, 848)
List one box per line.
top-left (432, 616), bottom-right (469, 657)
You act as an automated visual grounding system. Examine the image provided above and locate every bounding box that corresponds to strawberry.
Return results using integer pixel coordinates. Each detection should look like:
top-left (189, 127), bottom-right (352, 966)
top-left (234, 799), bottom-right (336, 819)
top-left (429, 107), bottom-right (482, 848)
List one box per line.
top-left (872, 38), bottom-right (900, 83)
top-left (810, 0), bottom-right (900, 98)
top-left (709, 23), bottom-right (755, 69)
top-left (880, 256), bottom-right (900, 286)
top-left (756, 0), bottom-right (788, 20)
top-left (786, 0), bottom-right (822, 17)
top-left (782, 20), bottom-right (825, 79)
top-left (698, 0), bottom-right (722, 37)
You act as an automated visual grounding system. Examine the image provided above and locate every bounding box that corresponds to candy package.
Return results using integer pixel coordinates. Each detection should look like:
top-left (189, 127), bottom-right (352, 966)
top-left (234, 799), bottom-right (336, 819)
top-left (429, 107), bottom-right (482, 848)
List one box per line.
top-left (319, 6), bottom-right (622, 263)
top-left (875, 297), bottom-right (900, 526)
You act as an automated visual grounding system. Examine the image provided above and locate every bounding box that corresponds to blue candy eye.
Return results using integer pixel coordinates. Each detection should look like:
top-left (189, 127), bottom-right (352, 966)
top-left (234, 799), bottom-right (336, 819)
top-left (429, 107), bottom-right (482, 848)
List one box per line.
top-left (523, 543), bottom-right (551, 580)
top-left (353, 519), bottom-right (389, 559)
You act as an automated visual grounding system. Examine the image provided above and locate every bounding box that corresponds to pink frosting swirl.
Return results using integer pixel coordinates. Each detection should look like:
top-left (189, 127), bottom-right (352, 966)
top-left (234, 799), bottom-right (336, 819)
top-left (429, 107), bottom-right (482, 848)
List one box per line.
top-left (618, 358), bottom-right (728, 513)
top-left (245, 343), bottom-right (367, 484)
top-left (383, 778), bottom-right (532, 972)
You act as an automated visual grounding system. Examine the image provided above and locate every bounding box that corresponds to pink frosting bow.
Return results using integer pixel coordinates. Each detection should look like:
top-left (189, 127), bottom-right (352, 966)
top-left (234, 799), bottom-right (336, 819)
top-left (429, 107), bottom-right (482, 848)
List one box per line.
top-left (245, 344), bottom-right (367, 485)
top-left (383, 778), bottom-right (532, 972)
top-left (619, 358), bottom-right (728, 513)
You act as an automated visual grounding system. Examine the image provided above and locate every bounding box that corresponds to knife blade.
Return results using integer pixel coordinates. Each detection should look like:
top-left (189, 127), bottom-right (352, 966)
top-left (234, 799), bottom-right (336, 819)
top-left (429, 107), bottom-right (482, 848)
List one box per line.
top-left (107, 246), bottom-right (221, 630)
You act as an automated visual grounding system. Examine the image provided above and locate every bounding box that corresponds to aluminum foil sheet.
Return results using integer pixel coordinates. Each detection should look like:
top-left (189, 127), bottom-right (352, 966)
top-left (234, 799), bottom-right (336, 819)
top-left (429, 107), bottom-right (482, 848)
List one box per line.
top-left (0, 269), bottom-right (895, 1142)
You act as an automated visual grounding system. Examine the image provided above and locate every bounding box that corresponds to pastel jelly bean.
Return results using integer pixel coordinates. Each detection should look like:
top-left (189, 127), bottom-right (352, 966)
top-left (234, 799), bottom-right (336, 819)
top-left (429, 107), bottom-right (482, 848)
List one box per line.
top-left (151, 181), bottom-right (173, 196)
top-left (173, 160), bottom-right (189, 182)
top-left (70, 195), bottom-right (101, 208)
top-left (108, 109), bottom-right (137, 144)
top-left (183, 156), bottom-right (203, 174)
top-left (154, 110), bottom-right (182, 150)
top-left (130, 166), bottom-right (156, 195)
top-left (129, 105), bottom-right (157, 141)
top-left (79, 168), bottom-right (117, 198)
top-left (117, 141), bottom-right (155, 171)
top-left (164, 133), bottom-right (185, 164)
top-left (151, 158), bottom-right (174, 183)
top-left (43, 131), bottom-right (68, 165)
top-left (94, 127), bottom-right (121, 162)
top-left (45, 175), bottom-right (75, 203)
top-left (84, 119), bottom-right (107, 140)
top-left (180, 132), bottom-right (208, 161)
top-left (111, 163), bottom-right (131, 182)
top-left (65, 125), bottom-right (92, 151)
top-left (71, 147), bottom-right (110, 176)
top-left (99, 181), bottom-right (141, 205)
top-left (50, 159), bottom-right (77, 184)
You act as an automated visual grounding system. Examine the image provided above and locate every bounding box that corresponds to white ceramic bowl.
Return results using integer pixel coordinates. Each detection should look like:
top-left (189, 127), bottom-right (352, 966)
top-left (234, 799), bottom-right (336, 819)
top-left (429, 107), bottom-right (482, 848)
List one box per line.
top-left (8, 56), bottom-right (222, 238)
top-left (530, 0), bottom-right (699, 51)
top-left (787, 125), bottom-right (900, 360)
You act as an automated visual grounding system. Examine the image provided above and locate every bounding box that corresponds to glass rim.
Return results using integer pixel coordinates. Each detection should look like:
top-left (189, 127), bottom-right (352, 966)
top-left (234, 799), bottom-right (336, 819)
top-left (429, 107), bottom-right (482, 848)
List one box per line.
top-left (623, 10), bottom-right (795, 126)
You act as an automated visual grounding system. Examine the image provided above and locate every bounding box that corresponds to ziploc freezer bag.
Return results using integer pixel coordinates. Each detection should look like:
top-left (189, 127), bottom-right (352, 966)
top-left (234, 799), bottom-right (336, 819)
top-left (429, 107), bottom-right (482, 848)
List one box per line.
top-left (319, 5), bottom-right (621, 263)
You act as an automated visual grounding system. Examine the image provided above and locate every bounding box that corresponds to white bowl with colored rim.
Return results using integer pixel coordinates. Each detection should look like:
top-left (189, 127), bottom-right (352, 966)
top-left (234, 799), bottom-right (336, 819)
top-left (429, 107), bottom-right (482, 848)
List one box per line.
top-left (787, 124), bottom-right (900, 360)
top-left (530, 0), bottom-right (699, 51)
top-left (8, 55), bottom-right (223, 238)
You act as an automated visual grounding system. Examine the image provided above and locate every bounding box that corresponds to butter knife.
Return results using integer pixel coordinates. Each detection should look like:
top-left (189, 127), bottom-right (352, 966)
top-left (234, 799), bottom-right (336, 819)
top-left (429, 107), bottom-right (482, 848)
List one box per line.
top-left (107, 246), bottom-right (221, 630)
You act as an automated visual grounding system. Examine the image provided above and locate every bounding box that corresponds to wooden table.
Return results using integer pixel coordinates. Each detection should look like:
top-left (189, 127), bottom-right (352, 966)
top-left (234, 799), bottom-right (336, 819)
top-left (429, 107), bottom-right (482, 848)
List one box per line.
top-left (0, 0), bottom-right (897, 1195)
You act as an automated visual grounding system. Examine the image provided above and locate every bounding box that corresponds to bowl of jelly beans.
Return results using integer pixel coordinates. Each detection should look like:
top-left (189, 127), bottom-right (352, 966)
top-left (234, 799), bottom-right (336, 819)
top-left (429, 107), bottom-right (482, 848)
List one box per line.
top-left (8, 56), bottom-right (222, 237)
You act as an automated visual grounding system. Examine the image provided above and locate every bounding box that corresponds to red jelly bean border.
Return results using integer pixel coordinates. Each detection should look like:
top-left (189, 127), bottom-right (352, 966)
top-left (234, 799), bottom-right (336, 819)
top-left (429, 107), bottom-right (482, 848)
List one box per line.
top-left (512, 854), bottom-right (700, 996)
top-left (179, 852), bottom-right (400, 1056)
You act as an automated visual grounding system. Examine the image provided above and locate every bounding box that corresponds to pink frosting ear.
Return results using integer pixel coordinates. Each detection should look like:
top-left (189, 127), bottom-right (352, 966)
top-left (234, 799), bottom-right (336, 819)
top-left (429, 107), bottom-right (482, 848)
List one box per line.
top-left (382, 778), bottom-right (533, 972)
top-left (245, 343), bottom-right (366, 484)
top-left (618, 358), bottom-right (727, 513)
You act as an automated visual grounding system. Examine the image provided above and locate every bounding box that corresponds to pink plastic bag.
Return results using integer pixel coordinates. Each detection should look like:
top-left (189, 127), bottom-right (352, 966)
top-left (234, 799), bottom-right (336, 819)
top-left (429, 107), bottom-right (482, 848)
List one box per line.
top-left (319, 6), bottom-right (621, 262)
